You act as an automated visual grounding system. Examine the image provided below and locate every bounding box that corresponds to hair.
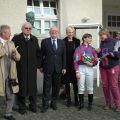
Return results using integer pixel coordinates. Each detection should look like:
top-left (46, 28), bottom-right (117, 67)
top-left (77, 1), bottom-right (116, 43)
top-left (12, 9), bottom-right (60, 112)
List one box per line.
top-left (21, 22), bottom-right (32, 30)
top-left (99, 29), bottom-right (110, 37)
top-left (117, 31), bottom-right (120, 35)
top-left (0, 25), bottom-right (10, 36)
top-left (50, 26), bottom-right (58, 32)
top-left (82, 33), bottom-right (92, 43)
top-left (66, 26), bottom-right (75, 33)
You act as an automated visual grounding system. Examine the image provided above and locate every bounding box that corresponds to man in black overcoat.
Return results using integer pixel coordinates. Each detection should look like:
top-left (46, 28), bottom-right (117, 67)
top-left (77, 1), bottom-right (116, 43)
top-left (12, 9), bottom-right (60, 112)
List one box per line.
top-left (12, 22), bottom-right (41, 114)
top-left (40, 26), bottom-right (66, 113)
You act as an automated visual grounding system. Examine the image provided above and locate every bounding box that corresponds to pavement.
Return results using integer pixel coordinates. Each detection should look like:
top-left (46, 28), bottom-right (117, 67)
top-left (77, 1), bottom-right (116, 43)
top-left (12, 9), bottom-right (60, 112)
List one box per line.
top-left (0, 82), bottom-right (120, 120)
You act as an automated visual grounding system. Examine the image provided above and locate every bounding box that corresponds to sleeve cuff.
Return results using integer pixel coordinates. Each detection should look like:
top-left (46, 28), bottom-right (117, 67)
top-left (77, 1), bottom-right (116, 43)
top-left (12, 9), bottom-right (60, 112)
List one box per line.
top-left (76, 71), bottom-right (79, 73)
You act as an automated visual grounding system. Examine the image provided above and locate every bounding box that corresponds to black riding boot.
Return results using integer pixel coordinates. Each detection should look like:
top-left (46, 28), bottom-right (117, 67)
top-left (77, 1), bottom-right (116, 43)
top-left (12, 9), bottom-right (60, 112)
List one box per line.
top-left (88, 94), bottom-right (93, 111)
top-left (78, 94), bottom-right (84, 110)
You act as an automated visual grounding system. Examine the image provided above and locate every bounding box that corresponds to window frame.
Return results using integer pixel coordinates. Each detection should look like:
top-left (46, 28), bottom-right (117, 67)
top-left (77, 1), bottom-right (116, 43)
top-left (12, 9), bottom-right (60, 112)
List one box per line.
top-left (105, 11), bottom-right (120, 38)
top-left (27, 0), bottom-right (58, 35)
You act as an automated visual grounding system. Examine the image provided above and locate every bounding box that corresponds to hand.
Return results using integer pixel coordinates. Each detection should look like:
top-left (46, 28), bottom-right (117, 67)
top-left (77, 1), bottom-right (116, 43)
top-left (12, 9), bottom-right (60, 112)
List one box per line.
top-left (12, 46), bottom-right (19, 54)
top-left (96, 48), bottom-right (101, 53)
top-left (76, 72), bottom-right (80, 79)
top-left (109, 52), bottom-right (114, 57)
top-left (84, 61), bottom-right (93, 66)
top-left (62, 69), bottom-right (66, 75)
top-left (9, 79), bottom-right (18, 86)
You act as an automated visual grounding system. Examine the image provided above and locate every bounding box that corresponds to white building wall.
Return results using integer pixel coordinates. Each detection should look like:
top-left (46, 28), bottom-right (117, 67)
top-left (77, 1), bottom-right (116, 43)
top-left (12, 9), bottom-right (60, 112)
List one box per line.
top-left (0, 0), bottom-right (27, 37)
top-left (59, 0), bottom-right (102, 48)
top-left (59, 0), bottom-right (102, 37)
top-left (0, 0), bottom-right (102, 44)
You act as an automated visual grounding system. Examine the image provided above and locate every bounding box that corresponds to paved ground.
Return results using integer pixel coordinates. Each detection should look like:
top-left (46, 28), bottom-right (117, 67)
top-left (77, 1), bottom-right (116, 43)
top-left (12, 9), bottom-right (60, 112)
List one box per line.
top-left (0, 82), bottom-right (120, 120)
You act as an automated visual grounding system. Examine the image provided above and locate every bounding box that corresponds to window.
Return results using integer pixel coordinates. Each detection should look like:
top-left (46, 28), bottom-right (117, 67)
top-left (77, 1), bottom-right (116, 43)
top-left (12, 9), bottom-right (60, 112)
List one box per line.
top-left (107, 15), bottom-right (120, 27)
top-left (34, 20), bottom-right (41, 33)
top-left (43, 0), bottom-right (57, 15)
top-left (27, 0), bottom-right (58, 35)
top-left (27, 0), bottom-right (41, 15)
top-left (44, 20), bottom-right (57, 34)
top-left (110, 31), bottom-right (117, 38)
top-left (27, 0), bottom-right (32, 6)
top-left (105, 12), bottom-right (120, 38)
top-left (34, 0), bottom-right (40, 6)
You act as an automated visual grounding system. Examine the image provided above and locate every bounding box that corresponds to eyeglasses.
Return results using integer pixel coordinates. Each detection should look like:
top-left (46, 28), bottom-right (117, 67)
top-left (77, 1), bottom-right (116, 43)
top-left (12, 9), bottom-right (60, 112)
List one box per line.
top-left (24, 27), bottom-right (32, 30)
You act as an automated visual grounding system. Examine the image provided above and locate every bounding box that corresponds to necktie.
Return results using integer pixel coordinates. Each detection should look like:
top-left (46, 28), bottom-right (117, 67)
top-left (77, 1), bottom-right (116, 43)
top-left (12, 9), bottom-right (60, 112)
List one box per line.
top-left (52, 40), bottom-right (56, 51)
top-left (25, 36), bottom-right (29, 41)
top-left (4, 42), bottom-right (8, 49)
top-left (4, 42), bottom-right (8, 55)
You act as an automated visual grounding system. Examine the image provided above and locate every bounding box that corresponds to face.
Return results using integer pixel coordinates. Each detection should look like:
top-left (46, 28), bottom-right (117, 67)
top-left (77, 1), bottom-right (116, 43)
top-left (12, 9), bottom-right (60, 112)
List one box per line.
top-left (22, 24), bottom-right (32, 36)
top-left (117, 33), bottom-right (120, 39)
top-left (50, 27), bottom-right (59, 39)
top-left (84, 36), bottom-right (92, 45)
top-left (66, 30), bottom-right (74, 39)
top-left (2, 29), bottom-right (11, 41)
top-left (100, 34), bottom-right (108, 41)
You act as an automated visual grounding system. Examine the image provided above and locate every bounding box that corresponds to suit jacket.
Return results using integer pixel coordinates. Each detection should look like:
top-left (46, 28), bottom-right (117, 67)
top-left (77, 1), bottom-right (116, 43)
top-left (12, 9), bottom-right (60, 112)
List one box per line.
top-left (12, 33), bottom-right (41, 96)
top-left (0, 41), bottom-right (20, 96)
top-left (41, 37), bottom-right (66, 74)
top-left (62, 37), bottom-right (80, 83)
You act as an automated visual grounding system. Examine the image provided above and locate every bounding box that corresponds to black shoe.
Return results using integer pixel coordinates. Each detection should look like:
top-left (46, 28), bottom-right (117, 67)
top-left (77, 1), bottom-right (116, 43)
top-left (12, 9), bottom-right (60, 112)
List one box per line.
top-left (74, 95), bottom-right (79, 107)
top-left (50, 103), bottom-right (57, 110)
top-left (87, 104), bottom-right (92, 111)
top-left (4, 116), bottom-right (16, 120)
top-left (29, 107), bottom-right (37, 113)
top-left (74, 101), bottom-right (79, 107)
top-left (29, 104), bottom-right (37, 113)
top-left (41, 107), bottom-right (47, 113)
top-left (18, 109), bottom-right (27, 115)
top-left (66, 100), bottom-right (71, 107)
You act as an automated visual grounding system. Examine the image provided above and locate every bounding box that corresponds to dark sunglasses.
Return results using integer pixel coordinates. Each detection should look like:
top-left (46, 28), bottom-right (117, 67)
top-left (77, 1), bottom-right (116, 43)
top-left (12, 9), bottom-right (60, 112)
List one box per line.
top-left (24, 27), bottom-right (32, 30)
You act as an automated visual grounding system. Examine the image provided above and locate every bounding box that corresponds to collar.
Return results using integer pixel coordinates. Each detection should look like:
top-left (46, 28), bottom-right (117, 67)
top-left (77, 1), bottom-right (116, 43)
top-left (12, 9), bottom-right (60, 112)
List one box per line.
top-left (51, 37), bottom-right (57, 41)
top-left (24, 35), bottom-right (31, 40)
top-left (101, 37), bottom-right (112, 43)
top-left (82, 43), bottom-right (90, 48)
top-left (0, 37), bottom-right (8, 46)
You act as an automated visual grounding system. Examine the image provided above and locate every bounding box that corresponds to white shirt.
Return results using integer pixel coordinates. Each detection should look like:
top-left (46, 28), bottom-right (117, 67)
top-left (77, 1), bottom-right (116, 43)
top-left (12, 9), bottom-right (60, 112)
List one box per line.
top-left (24, 35), bottom-right (30, 40)
top-left (114, 40), bottom-right (120, 51)
top-left (0, 37), bottom-right (8, 46)
top-left (51, 38), bottom-right (58, 49)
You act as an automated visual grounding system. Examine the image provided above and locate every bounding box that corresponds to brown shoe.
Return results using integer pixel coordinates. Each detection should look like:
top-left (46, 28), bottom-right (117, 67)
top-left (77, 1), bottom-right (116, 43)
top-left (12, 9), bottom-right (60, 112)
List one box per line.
top-left (115, 107), bottom-right (120, 112)
top-left (104, 105), bottom-right (111, 110)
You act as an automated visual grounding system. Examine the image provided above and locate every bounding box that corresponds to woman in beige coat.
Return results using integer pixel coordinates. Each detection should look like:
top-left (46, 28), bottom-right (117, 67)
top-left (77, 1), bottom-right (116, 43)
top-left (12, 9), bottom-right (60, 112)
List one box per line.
top-left (0, 25), bottom-right (20, 120)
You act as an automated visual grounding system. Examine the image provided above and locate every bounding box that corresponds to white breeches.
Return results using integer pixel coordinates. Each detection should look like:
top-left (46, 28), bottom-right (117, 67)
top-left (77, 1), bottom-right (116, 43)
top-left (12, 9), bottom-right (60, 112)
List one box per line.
top-left (77, 65), bottom-right (94, 94)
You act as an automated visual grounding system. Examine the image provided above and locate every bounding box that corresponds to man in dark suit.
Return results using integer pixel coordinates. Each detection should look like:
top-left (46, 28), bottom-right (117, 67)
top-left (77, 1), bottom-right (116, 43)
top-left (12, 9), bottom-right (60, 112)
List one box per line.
top-left (40, 26), bottom-right (66, 113)
top-left (12, 22), bottom-right (41, 114)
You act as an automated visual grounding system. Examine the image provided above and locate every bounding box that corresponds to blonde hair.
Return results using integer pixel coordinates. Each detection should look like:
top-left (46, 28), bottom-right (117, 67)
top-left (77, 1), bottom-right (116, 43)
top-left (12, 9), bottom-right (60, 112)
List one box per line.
top-left (66, 26), bottom-right (75, 33)
top-left (99, 29), bottom-right (110, 37)
top-left (0, 25), bottom-right (10, 36)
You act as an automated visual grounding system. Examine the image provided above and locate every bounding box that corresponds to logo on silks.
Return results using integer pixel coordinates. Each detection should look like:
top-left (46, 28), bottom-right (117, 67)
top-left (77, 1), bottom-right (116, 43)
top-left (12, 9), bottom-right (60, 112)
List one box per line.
top-left (101, 48), bottom-right (109, 66)
top-left (102, 48), bottom-right (108, 56)
top-left (80, 49), bottom-right (96, 63)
